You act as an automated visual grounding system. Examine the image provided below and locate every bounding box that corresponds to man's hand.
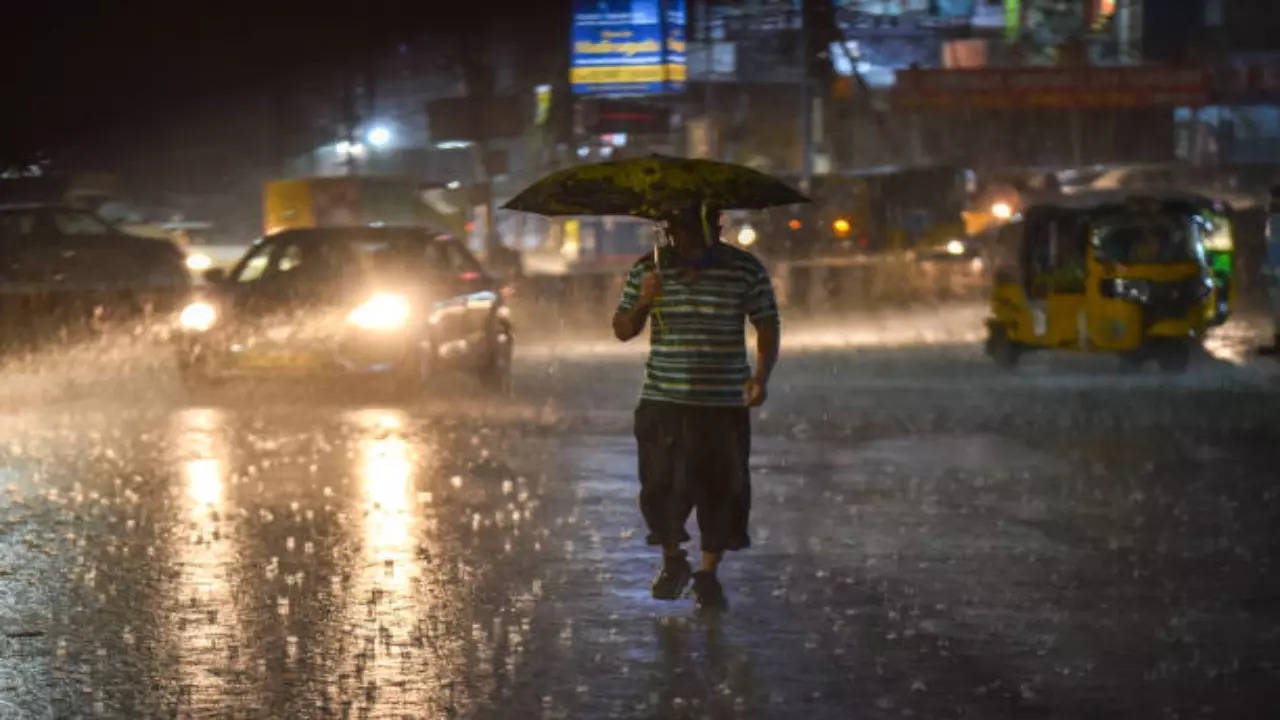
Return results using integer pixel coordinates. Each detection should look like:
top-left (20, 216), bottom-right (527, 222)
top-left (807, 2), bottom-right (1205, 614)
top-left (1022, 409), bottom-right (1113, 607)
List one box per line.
top-left (613, 271), bottom-right (662, 342)
top-left (743, 376), bottom-right (768, 407)
top-left (639, 271), bottom-right (662, 305)
top-left (746, 318), bottom-right (779, 408)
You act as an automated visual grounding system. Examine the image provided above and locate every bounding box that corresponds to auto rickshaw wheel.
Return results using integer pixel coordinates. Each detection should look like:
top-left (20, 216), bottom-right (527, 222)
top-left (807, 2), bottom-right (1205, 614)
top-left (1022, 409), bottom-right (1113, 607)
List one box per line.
top-left (1156, 342), bottom-right (1191, 374)
top-left (986, 324), bottom-right (1021, 369)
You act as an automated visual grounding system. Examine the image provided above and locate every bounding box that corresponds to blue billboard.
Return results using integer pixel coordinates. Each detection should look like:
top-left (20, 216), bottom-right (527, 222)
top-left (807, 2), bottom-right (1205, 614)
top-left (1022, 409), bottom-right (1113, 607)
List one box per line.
top-left (571, 0), bottom-right (686, 96)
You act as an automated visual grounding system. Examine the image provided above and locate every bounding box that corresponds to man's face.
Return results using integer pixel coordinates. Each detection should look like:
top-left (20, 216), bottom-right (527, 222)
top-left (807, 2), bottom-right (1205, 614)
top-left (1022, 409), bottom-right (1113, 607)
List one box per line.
top-left (668, 218), bottom-right (721, 248)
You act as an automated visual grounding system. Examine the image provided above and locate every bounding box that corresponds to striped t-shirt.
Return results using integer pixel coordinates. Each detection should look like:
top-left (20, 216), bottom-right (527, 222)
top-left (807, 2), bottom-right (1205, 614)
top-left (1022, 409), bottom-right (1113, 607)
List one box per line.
top-left (616, 244), bottom-right (779, 407)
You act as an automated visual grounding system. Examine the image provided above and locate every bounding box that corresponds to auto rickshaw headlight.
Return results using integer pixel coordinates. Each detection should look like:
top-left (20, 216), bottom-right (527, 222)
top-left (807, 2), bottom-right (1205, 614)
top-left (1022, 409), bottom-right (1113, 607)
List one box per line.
top-left (1101, 278), bottom-right (1151, 303)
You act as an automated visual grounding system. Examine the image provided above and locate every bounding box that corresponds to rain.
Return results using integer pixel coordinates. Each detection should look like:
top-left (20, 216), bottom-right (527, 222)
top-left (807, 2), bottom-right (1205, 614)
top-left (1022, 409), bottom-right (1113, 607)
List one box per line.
top-left (3, 1), bottom-right (1280, 718)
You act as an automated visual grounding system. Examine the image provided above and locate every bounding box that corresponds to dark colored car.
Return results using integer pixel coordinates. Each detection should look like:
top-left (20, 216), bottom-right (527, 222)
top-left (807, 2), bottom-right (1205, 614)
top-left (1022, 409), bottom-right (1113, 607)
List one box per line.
top-left (174, 227), bottom-right (513, 392)
top-left (0, 204), bottom-right (189, 346)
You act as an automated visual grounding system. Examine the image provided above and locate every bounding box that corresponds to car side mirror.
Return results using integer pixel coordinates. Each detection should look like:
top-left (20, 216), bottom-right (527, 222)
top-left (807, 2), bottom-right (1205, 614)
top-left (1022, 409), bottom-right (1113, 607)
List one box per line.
top-left (203, 268), bottom-right (227, 285)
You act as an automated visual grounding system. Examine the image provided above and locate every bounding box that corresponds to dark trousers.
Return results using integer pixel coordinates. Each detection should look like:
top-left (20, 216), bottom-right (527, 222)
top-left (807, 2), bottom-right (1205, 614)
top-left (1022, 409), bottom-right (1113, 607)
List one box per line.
top-left (634, 399), bottom-right (751, 553)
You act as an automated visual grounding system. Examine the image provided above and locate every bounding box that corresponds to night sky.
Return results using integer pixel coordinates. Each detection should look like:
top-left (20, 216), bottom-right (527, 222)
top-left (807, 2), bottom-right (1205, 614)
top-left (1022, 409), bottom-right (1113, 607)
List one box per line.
top-left (3, 0), bottom-right (554, 166)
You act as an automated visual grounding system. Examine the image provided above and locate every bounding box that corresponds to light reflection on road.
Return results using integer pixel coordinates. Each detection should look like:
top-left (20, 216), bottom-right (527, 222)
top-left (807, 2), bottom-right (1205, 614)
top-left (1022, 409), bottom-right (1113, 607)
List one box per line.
top-left (168, 406), bottom-right (237, 708)
top-left (347, 408), bottom-right (431, 714)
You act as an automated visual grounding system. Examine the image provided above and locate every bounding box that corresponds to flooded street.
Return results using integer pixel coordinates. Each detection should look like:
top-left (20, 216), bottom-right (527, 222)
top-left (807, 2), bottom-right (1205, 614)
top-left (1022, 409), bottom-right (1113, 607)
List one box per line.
top-left (2, 313), bottom-right (1279, 718)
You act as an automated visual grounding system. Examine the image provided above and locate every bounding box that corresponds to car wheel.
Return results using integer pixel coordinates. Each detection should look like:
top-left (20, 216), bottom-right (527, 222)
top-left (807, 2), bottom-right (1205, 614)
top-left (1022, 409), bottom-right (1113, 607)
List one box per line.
top-left (392, 344), bottom-right (433, 396)
top-left (478, 323), bottom-right (513, 393)
top-left (177, 345), bottom-right (217, 392)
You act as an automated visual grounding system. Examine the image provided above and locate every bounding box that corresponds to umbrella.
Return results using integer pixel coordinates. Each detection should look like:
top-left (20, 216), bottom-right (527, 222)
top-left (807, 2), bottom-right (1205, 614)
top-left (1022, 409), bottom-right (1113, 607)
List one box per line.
top-left (501, 154), bottom-right (808, 220)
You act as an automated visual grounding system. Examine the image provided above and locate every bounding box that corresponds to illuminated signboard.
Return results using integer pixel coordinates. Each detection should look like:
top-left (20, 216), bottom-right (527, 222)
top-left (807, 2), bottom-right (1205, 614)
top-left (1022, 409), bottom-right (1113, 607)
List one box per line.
top-left (571, 0), bottom-right (686, 96)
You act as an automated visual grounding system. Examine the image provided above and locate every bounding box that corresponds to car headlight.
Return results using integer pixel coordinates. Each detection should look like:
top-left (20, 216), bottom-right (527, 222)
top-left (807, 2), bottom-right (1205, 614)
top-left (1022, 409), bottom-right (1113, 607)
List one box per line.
top-left (1101, 278), bottom-right (1151, 303)
top-left (347, 293), bottom-right (411, 331)
top-left (185, 252), bottom-right (213, 271)
top-left (178, 301), bottom-right (217, 332)
top-left (945, 239), bottom-right (966, 256)
top-left (991, 201), bottom-right (1013, 220)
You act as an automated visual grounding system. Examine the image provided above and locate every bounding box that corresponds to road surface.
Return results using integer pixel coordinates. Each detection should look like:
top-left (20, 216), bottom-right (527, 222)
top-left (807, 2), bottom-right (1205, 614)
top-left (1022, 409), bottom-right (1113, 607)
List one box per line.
top-left (1, 307), bottom-right (1278, 718)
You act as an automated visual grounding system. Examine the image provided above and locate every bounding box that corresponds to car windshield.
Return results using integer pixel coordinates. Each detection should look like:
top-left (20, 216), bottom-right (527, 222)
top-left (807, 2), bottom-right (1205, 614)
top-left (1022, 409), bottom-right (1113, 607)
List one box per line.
top-left (286, 230), bottom-right (483, 280)
top-left (1093, 218), bottom-right (1197, 264)
top-left (52, 210), bottom-right (113, 235)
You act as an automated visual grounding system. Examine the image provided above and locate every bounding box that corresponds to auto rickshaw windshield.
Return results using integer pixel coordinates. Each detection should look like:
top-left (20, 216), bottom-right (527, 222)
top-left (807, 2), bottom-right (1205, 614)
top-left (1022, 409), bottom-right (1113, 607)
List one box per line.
top-left (1092, 219), bottom-right (1199, 264)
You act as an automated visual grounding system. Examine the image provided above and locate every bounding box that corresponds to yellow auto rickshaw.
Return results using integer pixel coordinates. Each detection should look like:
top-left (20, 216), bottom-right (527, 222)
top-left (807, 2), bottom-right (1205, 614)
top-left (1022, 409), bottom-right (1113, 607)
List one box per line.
top-left (985, 193), bottom-right (1220, 372)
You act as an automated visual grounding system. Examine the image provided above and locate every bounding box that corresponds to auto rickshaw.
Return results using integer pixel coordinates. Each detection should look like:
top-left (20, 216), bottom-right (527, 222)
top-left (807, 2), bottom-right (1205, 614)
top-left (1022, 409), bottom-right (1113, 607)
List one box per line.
top-left (985, 193), bottom-right (1220, 372)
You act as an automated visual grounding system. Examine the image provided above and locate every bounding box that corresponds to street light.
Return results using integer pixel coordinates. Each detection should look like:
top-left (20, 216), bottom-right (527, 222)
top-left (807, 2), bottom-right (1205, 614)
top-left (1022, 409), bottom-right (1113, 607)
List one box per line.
top-left (366, 125), bottom-right (392, 148)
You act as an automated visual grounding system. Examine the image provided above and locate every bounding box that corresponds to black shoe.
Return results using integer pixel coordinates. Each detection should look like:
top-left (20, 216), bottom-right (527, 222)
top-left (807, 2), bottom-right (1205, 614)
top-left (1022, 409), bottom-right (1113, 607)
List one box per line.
top-left (691, 571), bottom-right (728, 612)
top-left (651, 552), bottom-right (692, 600)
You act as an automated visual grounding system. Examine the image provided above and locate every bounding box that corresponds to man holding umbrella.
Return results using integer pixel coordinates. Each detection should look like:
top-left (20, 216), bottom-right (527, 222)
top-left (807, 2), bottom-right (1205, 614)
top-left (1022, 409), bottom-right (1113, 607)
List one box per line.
top-left (612, 203), bottom-right (779, 611)
top-left (502, 155), bottom-right (801, 611)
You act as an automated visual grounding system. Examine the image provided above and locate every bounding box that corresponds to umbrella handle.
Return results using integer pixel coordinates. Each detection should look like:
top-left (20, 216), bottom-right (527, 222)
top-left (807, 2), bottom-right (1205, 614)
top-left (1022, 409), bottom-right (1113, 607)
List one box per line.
top-left (701, 199), bottom-right (712, 246)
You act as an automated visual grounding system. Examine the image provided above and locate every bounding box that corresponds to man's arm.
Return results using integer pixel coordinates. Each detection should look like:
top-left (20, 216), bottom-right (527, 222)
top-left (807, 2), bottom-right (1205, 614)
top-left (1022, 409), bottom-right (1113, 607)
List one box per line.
top-left (751, 317), bottom-right (780, 383)
top-left (613, 302), bottom-right (652, 341)
top-left (613, 268), bottom-right (661, 342)
top-left (743, 318), bottom-right (779, 406)
top-left (743, 261), bottom-right (780, 407)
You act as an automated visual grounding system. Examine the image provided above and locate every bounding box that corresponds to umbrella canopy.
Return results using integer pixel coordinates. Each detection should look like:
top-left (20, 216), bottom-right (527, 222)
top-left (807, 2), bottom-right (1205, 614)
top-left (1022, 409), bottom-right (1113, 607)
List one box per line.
top-left (501, 155), bottom-right (808, 220)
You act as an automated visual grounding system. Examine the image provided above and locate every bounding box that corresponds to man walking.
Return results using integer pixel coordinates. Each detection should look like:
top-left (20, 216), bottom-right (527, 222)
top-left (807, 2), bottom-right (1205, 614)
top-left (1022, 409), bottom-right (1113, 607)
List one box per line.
top-left (612, 205), bottom-right (780, 611)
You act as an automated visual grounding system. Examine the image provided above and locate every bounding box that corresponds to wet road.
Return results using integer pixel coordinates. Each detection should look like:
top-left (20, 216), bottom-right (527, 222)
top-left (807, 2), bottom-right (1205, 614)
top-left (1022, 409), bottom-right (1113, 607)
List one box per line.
top-left (2, 309), bottom-right (1280, 718)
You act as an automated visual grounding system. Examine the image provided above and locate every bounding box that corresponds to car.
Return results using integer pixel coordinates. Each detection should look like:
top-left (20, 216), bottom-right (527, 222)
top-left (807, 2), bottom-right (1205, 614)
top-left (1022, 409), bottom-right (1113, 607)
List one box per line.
top-left (173, 226), bottom-right (513, 393)
top-left (0, 203), bottom-right (190, 346)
